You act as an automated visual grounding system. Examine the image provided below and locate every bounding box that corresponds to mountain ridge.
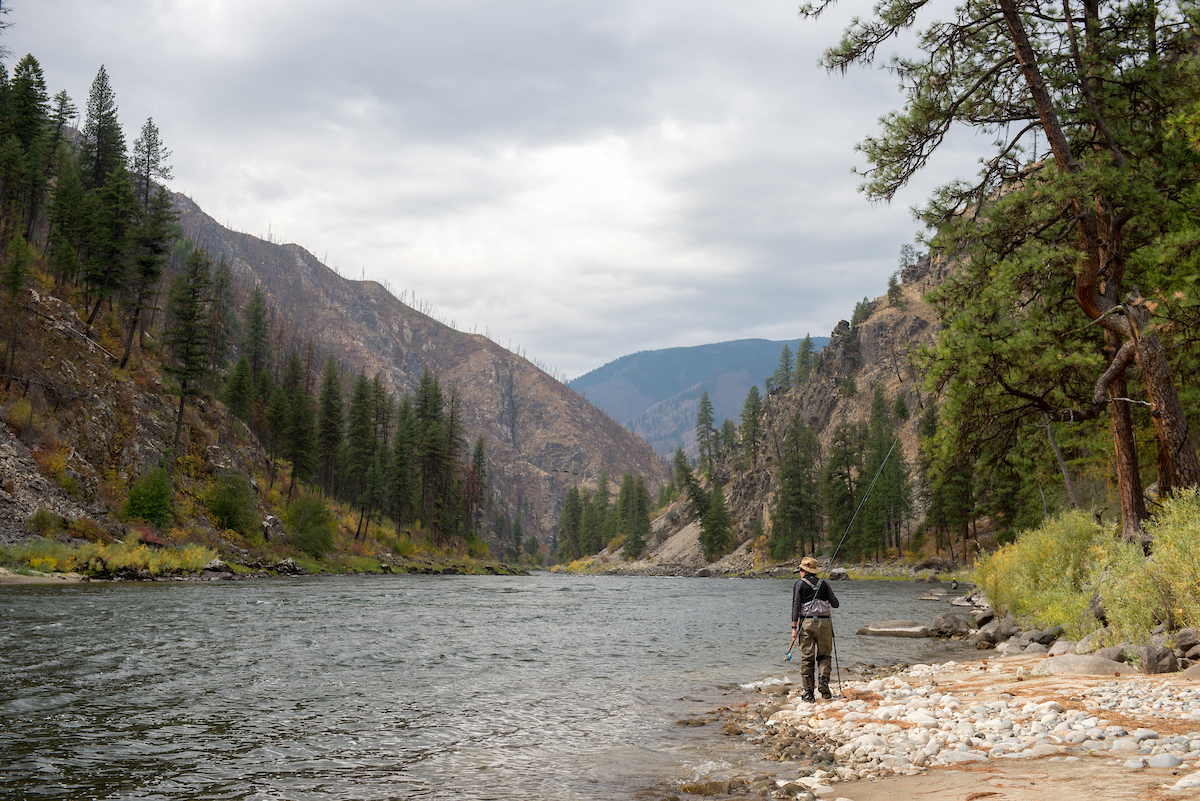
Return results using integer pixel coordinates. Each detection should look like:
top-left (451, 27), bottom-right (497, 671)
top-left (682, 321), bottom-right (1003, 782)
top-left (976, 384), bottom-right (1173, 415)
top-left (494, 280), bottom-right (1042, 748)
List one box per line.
top-left (171, 192), bottom-right (671, 550)
top-left (570, 337), bottom-right (829, 459)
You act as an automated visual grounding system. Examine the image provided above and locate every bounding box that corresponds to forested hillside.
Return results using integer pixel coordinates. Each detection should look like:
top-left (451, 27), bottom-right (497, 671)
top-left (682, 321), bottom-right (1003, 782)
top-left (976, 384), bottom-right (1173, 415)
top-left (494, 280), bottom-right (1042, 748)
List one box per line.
top-left (0, 47), bottom-right (668, 570)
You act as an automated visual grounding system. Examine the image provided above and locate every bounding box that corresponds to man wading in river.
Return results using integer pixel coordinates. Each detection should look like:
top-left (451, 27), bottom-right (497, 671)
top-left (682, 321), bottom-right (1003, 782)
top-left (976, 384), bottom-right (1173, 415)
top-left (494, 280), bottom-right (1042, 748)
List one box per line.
top-left (791, 556), bottom-right (839, 702)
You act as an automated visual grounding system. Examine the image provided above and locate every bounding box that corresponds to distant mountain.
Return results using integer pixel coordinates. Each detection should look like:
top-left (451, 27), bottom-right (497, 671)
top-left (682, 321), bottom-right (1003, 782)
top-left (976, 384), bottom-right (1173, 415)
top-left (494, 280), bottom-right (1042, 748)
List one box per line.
top-left (569, 338), bottom-right (828, 459)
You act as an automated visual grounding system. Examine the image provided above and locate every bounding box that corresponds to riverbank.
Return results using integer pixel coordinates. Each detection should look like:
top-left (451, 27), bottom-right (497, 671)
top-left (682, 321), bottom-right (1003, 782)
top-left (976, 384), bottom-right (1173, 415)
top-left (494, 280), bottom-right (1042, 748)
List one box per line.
top-left (685, 653), bottom-right (1200, 800)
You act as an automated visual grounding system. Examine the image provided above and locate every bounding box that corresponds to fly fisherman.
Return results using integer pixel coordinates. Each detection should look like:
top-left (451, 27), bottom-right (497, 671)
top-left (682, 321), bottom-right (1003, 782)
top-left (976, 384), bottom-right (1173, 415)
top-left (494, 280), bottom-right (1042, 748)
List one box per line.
top-left (791, 556), bottom-right (839, 702)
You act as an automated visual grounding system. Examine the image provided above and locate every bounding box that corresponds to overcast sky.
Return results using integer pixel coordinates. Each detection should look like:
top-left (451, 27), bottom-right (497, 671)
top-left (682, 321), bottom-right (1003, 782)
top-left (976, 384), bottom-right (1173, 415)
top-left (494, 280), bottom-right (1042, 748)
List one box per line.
top-left (8, 0), bottom-right (986, 379)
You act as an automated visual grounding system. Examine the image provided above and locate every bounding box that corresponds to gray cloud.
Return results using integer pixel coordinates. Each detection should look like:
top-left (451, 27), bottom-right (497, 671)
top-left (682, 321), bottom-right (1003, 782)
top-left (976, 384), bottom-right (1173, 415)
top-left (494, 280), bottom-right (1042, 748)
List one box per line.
top-left (9, 0), bottom-right (984, 379)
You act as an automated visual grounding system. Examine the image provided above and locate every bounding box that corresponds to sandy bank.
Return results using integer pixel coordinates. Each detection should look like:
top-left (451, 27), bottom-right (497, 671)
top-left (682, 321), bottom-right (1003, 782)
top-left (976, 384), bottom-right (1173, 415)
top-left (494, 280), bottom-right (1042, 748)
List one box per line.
top-left (0, 566), bottom-right (85, 584)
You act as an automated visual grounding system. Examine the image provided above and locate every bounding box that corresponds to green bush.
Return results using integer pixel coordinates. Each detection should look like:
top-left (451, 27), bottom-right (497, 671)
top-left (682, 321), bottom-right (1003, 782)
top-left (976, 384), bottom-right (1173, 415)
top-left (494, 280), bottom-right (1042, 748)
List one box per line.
top-left (974, 498), bottom-right (1200, 644)
top-left (26, 508), bottom-right (63, 536)
top-left (466, 532), bottom-right (490, 559)
top-left (973, 510), bottom-right (1135, 637)
top-left (1102, 489), bottom-right (1200, 640)
top-left (283, 495), bottom-right (336, 559)
top-left (122, 468), bottom-right (173, 528)
top-left (204, 473), bottom-right (258, 537)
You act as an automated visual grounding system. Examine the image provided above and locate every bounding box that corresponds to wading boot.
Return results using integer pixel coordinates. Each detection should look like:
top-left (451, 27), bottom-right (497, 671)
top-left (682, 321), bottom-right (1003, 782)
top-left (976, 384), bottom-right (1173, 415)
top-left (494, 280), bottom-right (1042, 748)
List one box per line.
top-left (800, 684), bottom-right (815, 703)
top-left (818, 678), bottom-right (832, 700)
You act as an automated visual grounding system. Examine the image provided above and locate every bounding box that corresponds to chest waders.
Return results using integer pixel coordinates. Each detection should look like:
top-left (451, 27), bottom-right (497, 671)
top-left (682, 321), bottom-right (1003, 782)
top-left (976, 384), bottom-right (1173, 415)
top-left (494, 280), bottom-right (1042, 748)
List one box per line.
top-left (797, 575), bottom-right (836, 700)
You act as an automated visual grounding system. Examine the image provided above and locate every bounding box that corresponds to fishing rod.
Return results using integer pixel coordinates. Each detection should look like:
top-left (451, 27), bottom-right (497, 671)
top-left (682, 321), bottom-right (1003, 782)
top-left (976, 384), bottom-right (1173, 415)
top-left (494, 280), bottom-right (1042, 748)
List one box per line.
top-left (785, 436), bottom-right (902, 699)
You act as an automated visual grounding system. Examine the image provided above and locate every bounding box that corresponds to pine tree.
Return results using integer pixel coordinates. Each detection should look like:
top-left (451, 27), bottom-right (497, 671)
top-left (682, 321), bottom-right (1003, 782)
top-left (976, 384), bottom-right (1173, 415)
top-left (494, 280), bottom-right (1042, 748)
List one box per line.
top-left (205, 257), bottom-right (236, 385)
top-left (740, 385), bottom-right (763, 467)
top-left (316, 356), bottom-right (344, 497)
top-left (557, 485), bottom-right (583, 562)
top-left (465, 436), bottom-right (486, 535)
top-left (624, 474), bottom-right (651, 559)
top-left (771, 411), bottom-right (820, 560)
top-left (699, 483), bottom-right (733, 562)
top-left (3, 233), bottom-right (32, 390)
top-left (805, 0), bottom-right (1200, 535)
top-left (84, 165), bottom-right (136, 326)
top-left (821, 422), bottom-right (863, 558)
top-left (243, 284), bottom-right (270, 379)
top-left (120, 185), bottom-right (176, 368)
top-left (130, 117), bottom-right (172, 211)
top-left (163, 248), bottom-right (212, 462)
top-left (345, 369), bottom-right (375, 509)
top-left (264, 386), bottom-right (289, 487)
top-left (224, 355), bottom-right (254, 421)
top-left (9, 55), bottom-right (49, 153)
top-left (772, 343), bottom-right (794, 392)
top-left (795, 334), bottom-right (815, 385)
top-left (79, 66), bottom-right (125, 190)
top-left (695, 390), bottom-right (715, 473)
top-left (673, 447), bottom-right (708, 520)
top-left (388, 396), bottom-right (416, 527)
top-left (47, 91), bottom-right (76, 157)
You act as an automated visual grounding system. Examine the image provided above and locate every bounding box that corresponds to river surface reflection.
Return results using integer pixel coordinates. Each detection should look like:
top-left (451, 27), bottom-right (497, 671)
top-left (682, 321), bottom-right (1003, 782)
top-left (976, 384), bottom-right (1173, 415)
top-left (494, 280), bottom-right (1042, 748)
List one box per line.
top-left (1, 573), bottom-right (970, 799)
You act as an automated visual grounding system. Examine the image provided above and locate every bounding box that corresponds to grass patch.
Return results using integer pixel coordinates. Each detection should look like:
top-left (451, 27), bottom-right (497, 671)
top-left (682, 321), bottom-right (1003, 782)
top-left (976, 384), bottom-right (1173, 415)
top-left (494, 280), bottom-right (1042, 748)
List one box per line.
top-left (0, 537), bottom-right (216, 577)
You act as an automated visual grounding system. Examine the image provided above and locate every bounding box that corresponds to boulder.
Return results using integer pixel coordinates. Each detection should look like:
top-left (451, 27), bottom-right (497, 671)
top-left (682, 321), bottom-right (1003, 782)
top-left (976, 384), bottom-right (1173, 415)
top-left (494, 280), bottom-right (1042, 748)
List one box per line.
top-left (1074, 627), bottom-right (1108, 654)
top-left (1032, 654), bottom-right (1139, 676)
top-left (828, 567), bottom-right (849, 580)
top-left (973, 607), bottom-right (996, 627)
top-left (1094, 646), bottom-right (1129, 663)
top-left (1141, 643), bottom-right (1178, 674)
top-left (1181, 664), bottom-right (1200, 680)
top-left (857, 620), bottom-right (931, 638)
top-left (995, 617), bottom-right (1022, 641)
top-left (274, 557), bottom-right (306, 575)
top-left (201, 558), bottom-right (232, 573)
top-left (929, 613), bottom-right (972, 638)
top-left (1048, 640), bottom-right (1077, 656)
top-left (1175, 628), bottom-right (1200, 653)
top-left (1033, 625), bottom-right (1064, 646)
top-left (261, 515), bottom-right (286, 544)
top-left (1187, 644), bottom-right (1200, 661)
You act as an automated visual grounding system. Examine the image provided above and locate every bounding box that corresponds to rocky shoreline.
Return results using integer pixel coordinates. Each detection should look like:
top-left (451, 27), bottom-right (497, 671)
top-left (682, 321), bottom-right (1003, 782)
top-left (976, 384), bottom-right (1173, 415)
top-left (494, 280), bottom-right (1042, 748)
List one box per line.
top-left (673, 652), bottom-right (1200, 800)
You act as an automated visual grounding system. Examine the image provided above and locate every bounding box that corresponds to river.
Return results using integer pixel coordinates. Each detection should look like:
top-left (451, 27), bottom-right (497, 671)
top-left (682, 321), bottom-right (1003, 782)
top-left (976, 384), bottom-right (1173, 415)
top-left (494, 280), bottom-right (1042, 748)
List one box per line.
top-left (1, 573), bottom-right (971, 799)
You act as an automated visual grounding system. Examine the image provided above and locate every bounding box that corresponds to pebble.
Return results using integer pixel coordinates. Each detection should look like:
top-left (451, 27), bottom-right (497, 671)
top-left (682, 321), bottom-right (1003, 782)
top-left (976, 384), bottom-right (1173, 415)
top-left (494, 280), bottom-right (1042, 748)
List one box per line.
top-left (736, 660), bottom-right (1200, 792)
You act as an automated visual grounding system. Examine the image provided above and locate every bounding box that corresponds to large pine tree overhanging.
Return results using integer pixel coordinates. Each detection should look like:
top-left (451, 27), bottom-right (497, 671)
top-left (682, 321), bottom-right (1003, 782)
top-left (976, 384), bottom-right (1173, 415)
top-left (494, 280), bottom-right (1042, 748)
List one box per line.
top-left (804, 0), bottom-right (1200, 538)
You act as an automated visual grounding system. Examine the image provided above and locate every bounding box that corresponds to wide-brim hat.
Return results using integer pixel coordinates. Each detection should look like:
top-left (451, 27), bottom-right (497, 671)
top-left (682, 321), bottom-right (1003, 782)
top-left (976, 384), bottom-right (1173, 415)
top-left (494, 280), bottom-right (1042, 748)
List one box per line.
top-left (800, 556), bottom-right (820, 573)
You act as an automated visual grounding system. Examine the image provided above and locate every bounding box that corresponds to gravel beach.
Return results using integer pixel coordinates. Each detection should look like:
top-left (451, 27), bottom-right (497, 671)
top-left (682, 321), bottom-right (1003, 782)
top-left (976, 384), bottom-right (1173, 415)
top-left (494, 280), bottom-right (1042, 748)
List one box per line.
top-left (696, 653), bottom-right (1200, 800)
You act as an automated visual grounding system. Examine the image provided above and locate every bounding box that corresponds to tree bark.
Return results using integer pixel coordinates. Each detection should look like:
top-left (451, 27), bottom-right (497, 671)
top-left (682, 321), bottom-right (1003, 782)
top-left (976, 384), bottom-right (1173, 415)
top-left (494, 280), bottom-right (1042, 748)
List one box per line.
top-left (1135, 331), bottom-right (1200, 493)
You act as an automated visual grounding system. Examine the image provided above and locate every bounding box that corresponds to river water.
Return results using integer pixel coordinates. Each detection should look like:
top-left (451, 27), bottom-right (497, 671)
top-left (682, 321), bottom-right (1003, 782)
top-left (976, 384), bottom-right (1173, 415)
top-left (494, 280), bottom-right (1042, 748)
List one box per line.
top-left (1, 574), bottom-right (970, 800)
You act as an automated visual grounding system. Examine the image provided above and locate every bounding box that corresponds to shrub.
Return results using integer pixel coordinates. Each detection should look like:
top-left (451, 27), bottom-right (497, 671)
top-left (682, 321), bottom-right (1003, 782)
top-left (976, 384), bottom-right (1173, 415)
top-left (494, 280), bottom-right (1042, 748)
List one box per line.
top-left (122, 468), bottom-right (173, 528)
top-left (973, 510), bottom-right (1139, 638)
top-left (26, 508), bottom-right (62, 536)
top-left (65, 517), bottom-right (111, 543)
top-left (466, 532), bottom-right (490, 559)
top-left (204, 473), bottom-right (258, 538)
top-left (1098, 489), bottom-right (1200, 640)
top-left (283, 495), bottom-right (336, 558)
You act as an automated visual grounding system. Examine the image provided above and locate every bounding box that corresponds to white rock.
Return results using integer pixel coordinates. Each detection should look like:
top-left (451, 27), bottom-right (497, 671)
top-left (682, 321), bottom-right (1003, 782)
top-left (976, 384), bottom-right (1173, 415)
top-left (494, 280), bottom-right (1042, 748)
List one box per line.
top-left (1171, 771), bottom-right (1200, 789)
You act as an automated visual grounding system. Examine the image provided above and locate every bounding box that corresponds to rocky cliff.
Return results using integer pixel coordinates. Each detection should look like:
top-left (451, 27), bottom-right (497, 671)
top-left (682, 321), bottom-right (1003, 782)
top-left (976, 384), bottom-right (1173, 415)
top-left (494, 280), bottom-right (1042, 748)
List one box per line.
top-left (172, 193), bottom-right (671, 548)
top-left (604, 254), bottom-right (947, 573)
